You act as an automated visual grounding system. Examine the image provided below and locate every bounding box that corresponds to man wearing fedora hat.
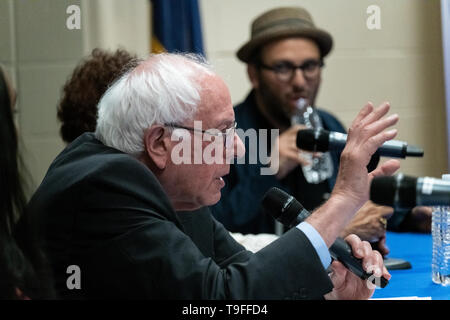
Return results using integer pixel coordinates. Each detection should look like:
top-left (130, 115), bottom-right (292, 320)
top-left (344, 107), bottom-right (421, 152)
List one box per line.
top-left (211, 7), bottom-right (398, 251)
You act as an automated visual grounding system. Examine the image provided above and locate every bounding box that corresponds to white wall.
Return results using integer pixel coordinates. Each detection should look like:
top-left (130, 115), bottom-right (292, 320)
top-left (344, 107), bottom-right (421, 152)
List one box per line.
top-left (82, 0), bottom-right (150, 57)
top-left (1, 0), bottom-right (83, 189)
top-left (0, 0), bottom-right (150, 187)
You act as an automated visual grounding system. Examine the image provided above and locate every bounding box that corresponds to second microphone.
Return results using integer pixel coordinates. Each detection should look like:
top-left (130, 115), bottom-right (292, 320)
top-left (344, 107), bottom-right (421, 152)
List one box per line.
top-left (296, 128), bottom-right (424, 159)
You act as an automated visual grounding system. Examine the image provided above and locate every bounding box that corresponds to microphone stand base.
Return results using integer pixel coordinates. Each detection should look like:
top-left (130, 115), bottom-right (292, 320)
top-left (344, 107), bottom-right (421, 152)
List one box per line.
top-left (384, 257), bottom-right (412, 270)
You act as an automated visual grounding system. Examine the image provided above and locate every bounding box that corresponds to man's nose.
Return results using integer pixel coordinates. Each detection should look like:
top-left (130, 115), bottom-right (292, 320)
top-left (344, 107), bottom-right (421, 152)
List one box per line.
top-left (226, 133), bottom-right (245, 161)
top-left (291, 68), bottom-right (307, 87)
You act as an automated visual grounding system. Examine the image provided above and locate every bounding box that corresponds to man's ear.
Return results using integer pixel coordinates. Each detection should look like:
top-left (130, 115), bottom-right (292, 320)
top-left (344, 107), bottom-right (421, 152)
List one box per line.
top-left (143, 125), bottom-right (170, 170)
top-left (247, 64), bottom-right (260, 89)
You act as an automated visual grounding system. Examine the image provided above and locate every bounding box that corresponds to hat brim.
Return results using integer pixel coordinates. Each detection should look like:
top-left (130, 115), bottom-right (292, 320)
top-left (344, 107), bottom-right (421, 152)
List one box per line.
top-left (237, 28), bottom-right (333, 63)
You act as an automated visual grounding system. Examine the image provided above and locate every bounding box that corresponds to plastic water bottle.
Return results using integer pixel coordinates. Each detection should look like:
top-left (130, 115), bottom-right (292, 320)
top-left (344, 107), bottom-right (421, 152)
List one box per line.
top-left (432, 174), bottom-right (450, 286)
top-left (291, 98), bottom-right (333, 184)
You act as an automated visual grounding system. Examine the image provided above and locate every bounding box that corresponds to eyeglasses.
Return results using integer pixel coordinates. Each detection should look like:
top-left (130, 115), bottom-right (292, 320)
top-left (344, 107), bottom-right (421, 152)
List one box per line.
top-left (165, 121), bottom-right (237, 150)
top-left (258, 59), bottom-right (324, 82)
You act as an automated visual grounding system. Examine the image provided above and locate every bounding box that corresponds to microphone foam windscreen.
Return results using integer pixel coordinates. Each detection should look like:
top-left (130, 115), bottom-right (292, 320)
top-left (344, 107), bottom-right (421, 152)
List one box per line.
top-left (261, 187), bottom-right (291, 220)
top-left (397, 175), bottom-right (417, 208)
top-left (296, 128), bottom-right (330, 152)
top-left (370, 174), bottom-right (417, 208)
top-left (262, 187), bottom-right (308, 227)
top-left (370, 176), bottom-right (397, 206)
top-left (296, 129), bottom-right (317, 151)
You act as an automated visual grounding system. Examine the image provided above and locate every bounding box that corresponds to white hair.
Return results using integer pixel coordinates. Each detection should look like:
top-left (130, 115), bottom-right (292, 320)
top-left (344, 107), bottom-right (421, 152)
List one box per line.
top-left (95, 52), bottom-right (214, 155)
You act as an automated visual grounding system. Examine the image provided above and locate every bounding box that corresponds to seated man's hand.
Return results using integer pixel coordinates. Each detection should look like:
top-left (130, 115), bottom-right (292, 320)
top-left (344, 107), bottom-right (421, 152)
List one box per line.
top-left (400, 206), bottom-right (432, 233)
top-left (270, 124), bottom-right (310, 179)
top-left (340, 201), bottom-right (393, 256)
top-left (324, 234), bottom-right (391, 300)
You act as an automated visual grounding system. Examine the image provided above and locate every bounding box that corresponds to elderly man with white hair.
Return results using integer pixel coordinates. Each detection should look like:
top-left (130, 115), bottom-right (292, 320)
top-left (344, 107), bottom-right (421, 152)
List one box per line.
top-left (27, 53), bottom-right (398, 299)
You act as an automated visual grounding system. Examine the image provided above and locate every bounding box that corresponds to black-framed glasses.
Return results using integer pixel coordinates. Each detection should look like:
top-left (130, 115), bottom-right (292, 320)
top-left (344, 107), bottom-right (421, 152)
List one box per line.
top-left (258, 59), bottom-right (324, 82)
top-left (165, 121), bottom-right (237, 150)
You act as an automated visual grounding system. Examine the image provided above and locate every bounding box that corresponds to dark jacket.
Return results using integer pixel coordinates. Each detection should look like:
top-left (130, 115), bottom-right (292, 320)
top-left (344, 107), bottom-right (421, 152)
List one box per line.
top-left (211, 91), bottom-right (347, 234)
top-left (26, 133), bottom-right (333, 299)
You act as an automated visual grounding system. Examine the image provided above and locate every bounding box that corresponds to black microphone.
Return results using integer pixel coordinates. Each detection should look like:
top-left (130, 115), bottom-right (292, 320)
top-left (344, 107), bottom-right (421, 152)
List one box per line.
top-left (297, 128), bottom-right (424, 158)
top-left (262, 187), bottom-right (389, 288)
top-left (371, 174), bottom-right (450, 209)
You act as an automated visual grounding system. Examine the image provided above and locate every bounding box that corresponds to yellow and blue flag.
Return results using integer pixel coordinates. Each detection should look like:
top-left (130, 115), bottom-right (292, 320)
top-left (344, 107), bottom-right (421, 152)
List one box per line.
top-left (151, 0), bottom-right (205, 55)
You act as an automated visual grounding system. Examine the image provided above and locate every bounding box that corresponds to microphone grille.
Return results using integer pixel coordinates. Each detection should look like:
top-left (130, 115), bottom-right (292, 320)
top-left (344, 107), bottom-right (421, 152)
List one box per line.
top-left (296, 128), bottom-right (329, 152)
top-left (370, 176), bottom-right (397, 206)
top-left (296, 129), bottom-right (317, 151)
top-left (261, 187), bottom-right (291, 220)
top-left (262, 187), bottom-right (308, 227)
top-left (370, 174), bottom-right (417, 208)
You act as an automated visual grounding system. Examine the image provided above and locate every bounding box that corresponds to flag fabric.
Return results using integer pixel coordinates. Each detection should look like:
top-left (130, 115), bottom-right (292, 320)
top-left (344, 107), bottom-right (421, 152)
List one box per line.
top-left (151, 0), bottom-right (205, 56)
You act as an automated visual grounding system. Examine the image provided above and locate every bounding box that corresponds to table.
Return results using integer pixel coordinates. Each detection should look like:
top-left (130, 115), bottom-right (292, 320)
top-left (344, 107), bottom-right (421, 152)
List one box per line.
top-left (371, 231), bottom-right (450, 300)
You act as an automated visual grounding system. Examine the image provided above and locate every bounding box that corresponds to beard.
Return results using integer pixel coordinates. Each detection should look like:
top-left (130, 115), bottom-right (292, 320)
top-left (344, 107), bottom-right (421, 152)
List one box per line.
top-left (255, 73), bottom-right (321, 130)
top-left (256, 76), bottom-right (291, 129)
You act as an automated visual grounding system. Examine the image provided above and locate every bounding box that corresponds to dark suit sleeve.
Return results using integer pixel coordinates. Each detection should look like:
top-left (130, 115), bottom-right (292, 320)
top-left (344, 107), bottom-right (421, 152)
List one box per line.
top-left (210, 216), bottom-right (334, 299)
top-left (81, 212), bottom-right (333, 299)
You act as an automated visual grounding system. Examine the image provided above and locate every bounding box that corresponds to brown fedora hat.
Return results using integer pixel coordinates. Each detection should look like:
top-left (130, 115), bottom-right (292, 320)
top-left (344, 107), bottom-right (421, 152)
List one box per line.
top-left (237, 7), bottom-right (333, 63)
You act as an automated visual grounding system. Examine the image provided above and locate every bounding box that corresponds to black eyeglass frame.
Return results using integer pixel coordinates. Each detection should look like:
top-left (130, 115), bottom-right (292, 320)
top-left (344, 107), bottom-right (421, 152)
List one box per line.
top-left (258, 59), bottom-right (324, 82)
top-left (164, 121), bottom-right (237, 149)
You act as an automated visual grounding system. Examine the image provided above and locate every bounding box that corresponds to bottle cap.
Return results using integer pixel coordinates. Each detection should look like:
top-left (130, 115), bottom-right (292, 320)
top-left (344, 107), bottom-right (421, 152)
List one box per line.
top-left (296, 98), bottom-right (307, 111)
top-left (442, 174), bottom-right (450, 181)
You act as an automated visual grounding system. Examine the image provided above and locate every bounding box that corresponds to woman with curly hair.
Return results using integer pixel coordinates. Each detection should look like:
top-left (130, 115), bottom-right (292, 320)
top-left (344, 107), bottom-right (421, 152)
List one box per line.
top-left (0, 66), bottom-right (55, 299)
top-left (57, 48), bottom-right (138, 143)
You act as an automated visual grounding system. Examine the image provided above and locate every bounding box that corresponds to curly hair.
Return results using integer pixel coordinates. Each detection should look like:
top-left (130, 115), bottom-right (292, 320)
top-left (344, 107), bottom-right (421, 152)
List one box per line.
top-left (57, 48), bottom-right (138, 143)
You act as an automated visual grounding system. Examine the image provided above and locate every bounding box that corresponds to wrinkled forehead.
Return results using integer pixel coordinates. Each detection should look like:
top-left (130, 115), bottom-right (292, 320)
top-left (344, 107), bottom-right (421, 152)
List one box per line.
top-left (260, 37), bottom-right (321, 62)
top-left (128, 54), bottom-right (233, 126)
top-left (192, 74), bottom-right (234, 126)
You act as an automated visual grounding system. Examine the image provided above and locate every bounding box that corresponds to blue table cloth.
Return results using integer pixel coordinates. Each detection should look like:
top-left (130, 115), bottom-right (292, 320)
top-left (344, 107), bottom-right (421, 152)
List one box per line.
top-left (371, 231), bottom-right (450, 300)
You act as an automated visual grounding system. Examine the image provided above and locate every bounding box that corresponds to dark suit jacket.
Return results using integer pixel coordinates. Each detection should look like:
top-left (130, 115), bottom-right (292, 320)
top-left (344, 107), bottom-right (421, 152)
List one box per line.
top-left (26, 133), bottom-right (333, 299)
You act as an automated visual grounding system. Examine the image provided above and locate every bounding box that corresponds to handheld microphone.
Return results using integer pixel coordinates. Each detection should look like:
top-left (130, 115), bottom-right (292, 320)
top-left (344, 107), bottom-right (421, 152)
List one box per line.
top-left (297, 128), bottom-right (424, 158)
top-left (370, 174), bottom-right (450, 209)
top-left (262, 187), bottom-right (389, 288)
